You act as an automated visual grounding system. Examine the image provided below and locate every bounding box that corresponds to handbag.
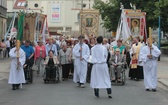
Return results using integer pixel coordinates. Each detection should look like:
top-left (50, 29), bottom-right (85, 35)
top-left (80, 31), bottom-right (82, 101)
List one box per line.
top-left (32, 63), bottom-right (38, 71)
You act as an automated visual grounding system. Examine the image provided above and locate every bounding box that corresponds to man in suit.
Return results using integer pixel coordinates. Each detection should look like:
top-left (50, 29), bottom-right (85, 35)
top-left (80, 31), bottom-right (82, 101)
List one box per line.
top-left (109, 48), bottom-right (125, 82)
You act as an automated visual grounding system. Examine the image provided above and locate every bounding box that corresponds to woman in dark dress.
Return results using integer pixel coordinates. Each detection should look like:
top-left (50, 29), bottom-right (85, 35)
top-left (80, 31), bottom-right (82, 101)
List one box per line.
top-left (87, 38), bottom-right (96, 83)
top-left (44, 50), bottom-right (59, 80)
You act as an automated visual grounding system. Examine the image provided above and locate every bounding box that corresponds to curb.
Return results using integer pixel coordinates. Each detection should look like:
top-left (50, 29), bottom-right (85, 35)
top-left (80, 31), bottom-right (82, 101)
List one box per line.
top-left (158, 80), bottom-right (168, 89)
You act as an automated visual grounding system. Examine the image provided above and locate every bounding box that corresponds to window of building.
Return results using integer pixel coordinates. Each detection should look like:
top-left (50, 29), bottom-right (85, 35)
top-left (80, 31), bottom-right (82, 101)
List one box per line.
top-left (13, 0), bottom-right (27, 9)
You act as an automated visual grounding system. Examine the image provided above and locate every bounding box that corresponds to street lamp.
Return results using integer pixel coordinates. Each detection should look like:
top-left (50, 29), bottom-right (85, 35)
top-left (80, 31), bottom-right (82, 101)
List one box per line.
top-left (158, 0), bottom-right (161, 61)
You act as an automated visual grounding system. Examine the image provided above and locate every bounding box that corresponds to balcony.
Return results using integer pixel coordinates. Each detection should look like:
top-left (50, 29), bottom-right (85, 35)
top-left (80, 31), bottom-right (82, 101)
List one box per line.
top-left (0, 5), bottom-right (7, 18)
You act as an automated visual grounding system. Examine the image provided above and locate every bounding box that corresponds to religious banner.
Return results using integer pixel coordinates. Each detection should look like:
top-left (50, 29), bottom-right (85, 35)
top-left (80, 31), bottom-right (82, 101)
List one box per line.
top-left (116, 9), bottom-right (146, 45)
top-left (41, 15), bottom-right (50, 43)
top-left (22, 13), bottom-right (45, 41)
top-left (80, 9), bottom-right (99, 40)
top-left (51, 3), bottom-right (61, 23)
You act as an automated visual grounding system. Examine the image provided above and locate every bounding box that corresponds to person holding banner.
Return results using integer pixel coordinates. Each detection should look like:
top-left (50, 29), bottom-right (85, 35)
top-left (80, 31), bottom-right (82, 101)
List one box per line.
top-left (73, 35), bottom-right (90, 88)
top-left (140, 38), bottom-right (161, 92)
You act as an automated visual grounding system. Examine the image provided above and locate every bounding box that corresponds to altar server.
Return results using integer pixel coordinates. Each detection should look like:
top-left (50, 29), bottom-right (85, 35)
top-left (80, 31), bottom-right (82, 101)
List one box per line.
top-left (140, 38), bottom-right (161, 92)
top-left (90, 36), bottom-right (112, 98)
top-left (73, 35), bottom-right (90, 88)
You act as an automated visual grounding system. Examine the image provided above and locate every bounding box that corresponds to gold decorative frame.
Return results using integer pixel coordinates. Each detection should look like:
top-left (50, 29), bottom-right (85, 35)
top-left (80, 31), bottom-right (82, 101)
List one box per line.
top-left (80, 9), bottom-right (99, 38)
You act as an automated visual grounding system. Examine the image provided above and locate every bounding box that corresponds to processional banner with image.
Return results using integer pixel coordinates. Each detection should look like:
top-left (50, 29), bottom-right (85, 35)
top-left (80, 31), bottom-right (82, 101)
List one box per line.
top-left (116, 9), bottom-right (146, 45)
top-left (22, 13), bottom-right (45, 41)
top-left (80, 10), bottom-right (99, 40)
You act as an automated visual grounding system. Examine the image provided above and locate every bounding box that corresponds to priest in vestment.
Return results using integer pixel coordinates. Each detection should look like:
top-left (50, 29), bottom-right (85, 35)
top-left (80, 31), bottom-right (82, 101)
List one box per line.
top-left (140, 38), bottom-right (161, 92)
top-left (90, 36), bottom-right (112, 98)
top-left (8, 46), bottom-right (26, 90)
top-left (73, 35), bottom-right (90, 88)
top-left (129, 37), bottom-right (144, 81)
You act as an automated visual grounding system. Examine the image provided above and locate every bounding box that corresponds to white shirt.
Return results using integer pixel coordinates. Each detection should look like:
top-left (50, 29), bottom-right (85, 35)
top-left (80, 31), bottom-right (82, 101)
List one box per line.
top-left (111, 41), bottom-right (117, 46)
top-left (115, 55), bottom-right (118, 63)
top-left (5, 40), bottom-right (10, 48)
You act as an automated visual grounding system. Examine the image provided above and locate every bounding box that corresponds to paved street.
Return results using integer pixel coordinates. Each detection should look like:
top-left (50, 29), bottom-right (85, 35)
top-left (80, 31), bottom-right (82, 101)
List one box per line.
top-left (0, 77), bottom-right (168, 105)
top-left (0, 56), bottom-right (168, 105)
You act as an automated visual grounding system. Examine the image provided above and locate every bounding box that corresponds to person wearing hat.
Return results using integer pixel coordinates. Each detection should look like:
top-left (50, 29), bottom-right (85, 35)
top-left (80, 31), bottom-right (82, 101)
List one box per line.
top-left (73, 35), bottom-right (90, 88)
top-left (34, 40), bottom-right (46, 76)
top-left (90, 36), bottom-right (112, 98)
top-left (109, 48), bottom-right (125, 82)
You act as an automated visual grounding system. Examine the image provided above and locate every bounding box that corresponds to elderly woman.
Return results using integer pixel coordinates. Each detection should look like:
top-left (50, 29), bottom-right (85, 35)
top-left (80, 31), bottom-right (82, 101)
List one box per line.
top-left (34, 40), bottom-right (46, 76)
top-left (59, 43), bottom-right (72, 81)
top-left (103, 38), bottom-right (110, 50)
top-left (44, 50), bottom-right (59, 80)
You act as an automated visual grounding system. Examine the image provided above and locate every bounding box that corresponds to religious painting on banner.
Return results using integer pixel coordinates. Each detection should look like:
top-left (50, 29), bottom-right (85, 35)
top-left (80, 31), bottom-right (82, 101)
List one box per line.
top-left (23, 13), bottom-right (45, 41)
top-left (124, 9), bottom-right (146, 40)
top-left (115, 9), bottom-right (146, 48)
top-left (131, 18), bottom-right (140, 35)
top-left (80, 10), bottom-right (99, 39)
top-left (86, 18), bottom-right (93, 27)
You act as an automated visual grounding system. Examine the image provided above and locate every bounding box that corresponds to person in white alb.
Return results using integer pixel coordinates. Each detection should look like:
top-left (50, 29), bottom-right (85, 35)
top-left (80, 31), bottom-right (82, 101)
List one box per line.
top-left (73, 35), bottom-right (90, 88)
top-left (140, 38), bottom-right (161, 92)
top-left (8, 45), bottom-right (26, 90)
top-left (90, 36), bottom-right (112, 98)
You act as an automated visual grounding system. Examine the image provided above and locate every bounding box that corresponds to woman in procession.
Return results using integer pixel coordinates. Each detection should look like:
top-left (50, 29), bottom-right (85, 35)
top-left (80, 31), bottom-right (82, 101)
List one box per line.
top-left (86, 38), bottom-right (96, 83)
top-left (34, 40), bottom-right (46, 76)
top-left (59, 42), bottom-right (72, 81)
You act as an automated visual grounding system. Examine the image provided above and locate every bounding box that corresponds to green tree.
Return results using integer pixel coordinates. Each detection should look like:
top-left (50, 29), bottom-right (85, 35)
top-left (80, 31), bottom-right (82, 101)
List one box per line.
top-left (155, 0), bottom-right (168, 33)
top-left (93, 0), bottom-right (120, 32)
top-left (93, 0), bottom-right (159, 32)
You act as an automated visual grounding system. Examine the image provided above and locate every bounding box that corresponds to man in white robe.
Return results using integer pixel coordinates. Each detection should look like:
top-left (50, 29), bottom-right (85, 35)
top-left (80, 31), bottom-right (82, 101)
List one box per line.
top-left (90, 36), bottom-right (112, 98)
top-left (73, 35), bottom-right (90, 88)
top-left (140, 38), bottom-right (161, 92)
top-left (8, 46), bottom-right (26, 90)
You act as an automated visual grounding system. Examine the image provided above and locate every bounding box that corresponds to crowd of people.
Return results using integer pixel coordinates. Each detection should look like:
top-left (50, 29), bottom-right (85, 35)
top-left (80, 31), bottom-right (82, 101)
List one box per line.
top-left (3, 34), bottom-right (161, 98)
top-left (0, 38), bottom-right (16, 59)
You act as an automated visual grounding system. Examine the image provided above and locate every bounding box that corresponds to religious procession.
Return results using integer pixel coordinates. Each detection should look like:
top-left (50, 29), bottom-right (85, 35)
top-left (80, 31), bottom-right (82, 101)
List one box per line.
top-left (1, 1), bottom-right (166, 103)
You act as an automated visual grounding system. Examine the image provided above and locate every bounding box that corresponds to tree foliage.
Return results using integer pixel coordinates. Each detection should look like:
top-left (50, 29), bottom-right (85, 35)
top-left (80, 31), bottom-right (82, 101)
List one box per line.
top-left (155, 0), bottom-right (168, 33)
top-left (93, 0), bottom-right (168, 33)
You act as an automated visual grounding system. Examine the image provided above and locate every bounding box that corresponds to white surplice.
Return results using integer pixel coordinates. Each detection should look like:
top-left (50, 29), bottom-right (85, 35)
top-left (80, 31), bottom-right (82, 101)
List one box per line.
top-left (73, 43), bottom-right (90, 83)
top-left (140, 44), bottom-right (161, 89)
top-left (8, 47), bottom-right (26, 84)
top-left (130, 42), bottom-right (143, 66)
top-left (90, 44), bottom-right (111, 88)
